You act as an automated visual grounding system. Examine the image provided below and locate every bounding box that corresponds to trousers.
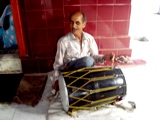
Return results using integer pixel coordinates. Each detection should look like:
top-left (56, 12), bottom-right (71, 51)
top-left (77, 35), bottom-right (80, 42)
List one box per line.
top-left (64, 56), bottom-right (95, 71)
top-left (52, 56), bottom-right (95, 94)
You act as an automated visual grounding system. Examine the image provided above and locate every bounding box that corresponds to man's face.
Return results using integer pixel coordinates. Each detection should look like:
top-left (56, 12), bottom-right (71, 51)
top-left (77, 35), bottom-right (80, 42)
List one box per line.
top-left (70, 13), bottom-right (86, 37)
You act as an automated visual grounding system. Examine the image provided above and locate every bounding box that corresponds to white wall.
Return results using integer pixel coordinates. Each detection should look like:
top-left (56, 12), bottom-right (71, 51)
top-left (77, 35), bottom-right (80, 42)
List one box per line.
top-left (129, 0), bottom-right (160, 40)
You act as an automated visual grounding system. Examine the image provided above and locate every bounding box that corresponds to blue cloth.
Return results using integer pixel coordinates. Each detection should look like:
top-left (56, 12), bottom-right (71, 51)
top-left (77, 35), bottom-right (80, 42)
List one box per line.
top-left (0, 5), bottom-right (17, 49)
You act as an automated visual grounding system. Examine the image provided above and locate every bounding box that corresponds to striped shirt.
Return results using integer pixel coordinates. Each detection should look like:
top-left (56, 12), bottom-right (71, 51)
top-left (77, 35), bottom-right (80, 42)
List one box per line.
top-left (53, 32), bottom-right (104, 80)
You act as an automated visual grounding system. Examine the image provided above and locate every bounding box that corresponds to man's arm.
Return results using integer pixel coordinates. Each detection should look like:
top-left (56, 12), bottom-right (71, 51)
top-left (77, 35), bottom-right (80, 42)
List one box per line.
top-left (89, 37), bottom-right (115, 63)
top-left (89, 37), bottom-right (105, 63)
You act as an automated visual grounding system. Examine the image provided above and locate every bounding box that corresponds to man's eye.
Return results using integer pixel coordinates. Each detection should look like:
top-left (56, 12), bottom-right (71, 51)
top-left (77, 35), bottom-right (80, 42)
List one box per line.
top-left (76, 22), bottom-right (80, 25)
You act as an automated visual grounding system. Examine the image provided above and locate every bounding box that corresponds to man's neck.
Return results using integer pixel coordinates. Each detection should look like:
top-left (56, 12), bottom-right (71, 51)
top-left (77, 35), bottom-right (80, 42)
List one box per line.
top-left (74, 33), bottom-right (83, 43)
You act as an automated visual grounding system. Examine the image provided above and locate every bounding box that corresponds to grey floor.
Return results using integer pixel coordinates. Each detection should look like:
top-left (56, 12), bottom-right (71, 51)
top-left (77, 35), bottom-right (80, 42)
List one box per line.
top-left (0, 75), bottom-right (52, 120)
top-left (0, 38), bottom-right (159, 120)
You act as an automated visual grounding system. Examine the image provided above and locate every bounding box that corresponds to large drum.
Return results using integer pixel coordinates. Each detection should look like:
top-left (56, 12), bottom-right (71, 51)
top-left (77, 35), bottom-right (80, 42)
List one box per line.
top-left (59, 66), bottom-right (127, 114)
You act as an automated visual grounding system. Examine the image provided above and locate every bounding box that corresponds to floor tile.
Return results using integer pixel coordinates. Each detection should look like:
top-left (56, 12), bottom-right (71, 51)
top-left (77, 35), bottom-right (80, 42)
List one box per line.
top-left (12, 108), bottom-right (46, 120)
top-left (0, 103), bottom-right (17, 120)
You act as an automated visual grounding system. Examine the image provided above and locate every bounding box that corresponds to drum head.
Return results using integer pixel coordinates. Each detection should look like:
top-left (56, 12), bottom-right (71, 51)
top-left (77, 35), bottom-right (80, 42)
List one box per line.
top-left (59, 73), bottom-right (69, 112)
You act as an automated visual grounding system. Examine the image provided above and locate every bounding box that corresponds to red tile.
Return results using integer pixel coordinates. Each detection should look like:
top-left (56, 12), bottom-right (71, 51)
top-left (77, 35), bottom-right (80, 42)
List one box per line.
top-left (23, 29), bottom-right (30, 44)
top-left (47, 28), bottom-right (65, 43)
top-left (81, 6), bottom-right (97, 21)
top-left (97, 5), bottom-right (113, 20)
top-left (24, 0), bottom-right (45, 10)
top-left (115, 36), bottom-right (130, 48)
top-left (20, 11), bottom-right (28, 29)
top-left (18, 0), bottom-right (25, 10)
top-left (115, 0), bottom-right (131, 4)
top-left (52, 39), bottom-right (59, 56)
top-left (52, 37), bottom-right (60, 55)
top-left (64, 22), bottom-right (71, 34)
top-left (97, 21), bottom-right (112, 36)
top-left (112, 21), bottom-right (129, 35)
top-left (32, 45), bottom-right (54, 57)
top-left (98, 0), bottom-right (114, 4)
top-left (27, 11), bottom-right (46, 29)
top-left (38, 58), bottom-right (54, 73)
top-left (51, 38), bottom-right (59, 47)
top-left (99, 37), bottom-right (115, 49)
top-left (117, 48), bottom-right (132, 57)
top-left (11, 0), bottom-right (133, 74)
top-left (94, 38), bottom-right (99, 48)
top-left (21, 58), bottom-right (39, 73)
top-left (132, 59), bottom-right (146, 65)
top-left (64, 0), bottom-right (80, 5)
top-left (80, 0), bottom-right (97, 4)
top-left (99, 49), bottom-right (118, 56)
top-left (84, 22), bottom-right (96, 36)
top-left (117, 62), bottom-right (134, 66)
top-left (45, 10), bottom-right (64, 28)
top-left (23, 29), bottom-right (33, 56)
top-left (29, 29), bottom-right (48, 45)
top-left (64, 6), bottom-right (81, 22)
top-left (113, 5), bottom-right (131, 20)
top-left (44, 0), bottom-right (63, 9)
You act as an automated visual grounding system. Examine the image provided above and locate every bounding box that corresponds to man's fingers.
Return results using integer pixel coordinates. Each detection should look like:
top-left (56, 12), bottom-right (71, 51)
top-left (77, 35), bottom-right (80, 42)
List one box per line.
top-left (111, 53), bottom-right (115, 67)
top-left (111, 52), bottom-right (115, 61)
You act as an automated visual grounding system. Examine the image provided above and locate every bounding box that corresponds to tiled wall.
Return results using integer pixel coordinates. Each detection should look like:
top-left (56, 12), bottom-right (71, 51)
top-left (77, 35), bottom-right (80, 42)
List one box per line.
top-left (11, 0), bottom-right (131, 73)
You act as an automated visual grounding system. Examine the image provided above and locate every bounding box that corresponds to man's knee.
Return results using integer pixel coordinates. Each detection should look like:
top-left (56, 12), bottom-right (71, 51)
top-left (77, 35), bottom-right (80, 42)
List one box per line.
top-left (82, 56), bottom-right (95, 67)
top-left (66, 56), bottom-right (95, 70)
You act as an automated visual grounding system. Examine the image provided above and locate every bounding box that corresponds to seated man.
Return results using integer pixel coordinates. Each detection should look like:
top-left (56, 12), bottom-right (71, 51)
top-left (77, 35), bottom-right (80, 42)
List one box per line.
top-left (52, 11), bottom-right (115, 94)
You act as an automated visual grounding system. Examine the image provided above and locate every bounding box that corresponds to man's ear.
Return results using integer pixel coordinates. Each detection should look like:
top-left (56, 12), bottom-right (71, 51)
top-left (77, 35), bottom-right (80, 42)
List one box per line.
top-left (83, 22), bottom-right (86, 28)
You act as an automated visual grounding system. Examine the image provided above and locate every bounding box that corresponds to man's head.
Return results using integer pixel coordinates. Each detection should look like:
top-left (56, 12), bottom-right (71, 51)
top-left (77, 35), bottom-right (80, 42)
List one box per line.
top-left (69, 11), bottom-right (87, 38)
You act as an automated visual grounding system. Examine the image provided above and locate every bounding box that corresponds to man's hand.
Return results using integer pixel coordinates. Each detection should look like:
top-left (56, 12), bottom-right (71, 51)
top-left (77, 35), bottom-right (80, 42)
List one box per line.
top-left (103, 53), bottom-right (115, 62)
top-left (52, 80), bottom-right (59, 95)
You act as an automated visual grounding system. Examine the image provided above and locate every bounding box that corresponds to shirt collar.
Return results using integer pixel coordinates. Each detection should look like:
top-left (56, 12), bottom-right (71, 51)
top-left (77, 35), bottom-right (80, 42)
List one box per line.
top-left (82, 32), bottom-right (87, 40)
top-left (70, 32), bottom-right (87, 41)
top-left (70, 32), bottom-right (76, 40)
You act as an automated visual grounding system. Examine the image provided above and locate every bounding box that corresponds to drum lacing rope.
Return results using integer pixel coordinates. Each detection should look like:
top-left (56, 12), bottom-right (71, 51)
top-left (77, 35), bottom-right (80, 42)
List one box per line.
top-left (68, 98), bottom-right (117, 116)
top-left (66, 67), bottom-right (116, 100)
top-left (62, 66), bottom-right (123, 113)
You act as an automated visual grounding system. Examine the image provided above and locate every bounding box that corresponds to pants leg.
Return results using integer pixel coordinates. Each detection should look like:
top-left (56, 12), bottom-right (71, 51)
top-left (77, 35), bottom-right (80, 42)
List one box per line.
top-left (66, 56), bottom-right (95, 70)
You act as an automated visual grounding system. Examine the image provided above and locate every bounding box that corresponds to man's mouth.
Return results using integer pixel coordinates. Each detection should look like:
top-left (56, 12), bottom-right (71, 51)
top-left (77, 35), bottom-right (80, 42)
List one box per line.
top-left (72, 28), bottom-right (77, 32)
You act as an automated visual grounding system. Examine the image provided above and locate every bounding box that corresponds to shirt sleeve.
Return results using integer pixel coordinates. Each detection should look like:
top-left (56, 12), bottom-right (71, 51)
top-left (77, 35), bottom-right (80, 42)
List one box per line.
top-left (53, 39), bottom-right (66, 80)
top-left (89, 37), bottom-right (105, 63)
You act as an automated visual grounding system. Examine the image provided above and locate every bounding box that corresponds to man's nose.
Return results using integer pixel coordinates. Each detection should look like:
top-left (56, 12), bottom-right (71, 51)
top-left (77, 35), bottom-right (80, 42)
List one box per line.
top-left (72, 23), bottom-right (76, 28)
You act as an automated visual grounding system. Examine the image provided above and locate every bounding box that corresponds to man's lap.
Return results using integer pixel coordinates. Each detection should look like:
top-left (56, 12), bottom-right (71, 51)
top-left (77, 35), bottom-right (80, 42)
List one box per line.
top-left (64, 56), bottom-right (95, 71)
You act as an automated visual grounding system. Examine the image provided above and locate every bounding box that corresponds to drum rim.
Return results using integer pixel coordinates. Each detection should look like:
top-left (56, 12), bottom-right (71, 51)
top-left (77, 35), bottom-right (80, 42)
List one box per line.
top-left (59, 73), bottom-right (69, 112)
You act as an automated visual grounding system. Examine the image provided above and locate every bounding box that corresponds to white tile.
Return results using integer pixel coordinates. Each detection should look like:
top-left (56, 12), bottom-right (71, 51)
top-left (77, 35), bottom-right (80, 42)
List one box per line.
top-left (12, 111), bottom-right (46, 120)
top-left (12, 104), bottom-right (47, 120)
top-left (0, 53), bottom-right (22, 73)
top-left (0, 103), bottom-right (17, 120)
top-left (12, 76), bottom-right (52, 120)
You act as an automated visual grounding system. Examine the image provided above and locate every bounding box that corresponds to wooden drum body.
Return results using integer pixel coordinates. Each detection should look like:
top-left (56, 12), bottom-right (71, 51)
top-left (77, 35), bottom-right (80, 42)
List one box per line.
top-left (59, 66), bottom-right (127, 113)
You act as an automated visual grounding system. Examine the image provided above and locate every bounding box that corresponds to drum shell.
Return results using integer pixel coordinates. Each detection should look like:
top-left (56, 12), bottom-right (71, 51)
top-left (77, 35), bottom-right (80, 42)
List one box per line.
top-left (65, 67), bottom-right (127, 107)
top-left (59, 67), bottom-right (127, 112)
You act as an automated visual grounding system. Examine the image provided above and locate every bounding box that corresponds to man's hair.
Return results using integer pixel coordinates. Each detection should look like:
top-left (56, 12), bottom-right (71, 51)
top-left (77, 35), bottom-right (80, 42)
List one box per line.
top-left (69, 11), bottom-right (87, 22)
